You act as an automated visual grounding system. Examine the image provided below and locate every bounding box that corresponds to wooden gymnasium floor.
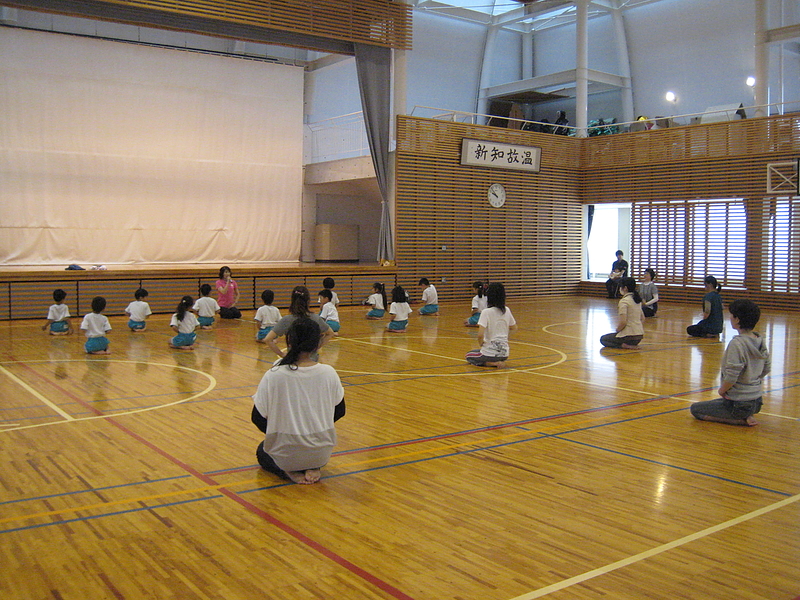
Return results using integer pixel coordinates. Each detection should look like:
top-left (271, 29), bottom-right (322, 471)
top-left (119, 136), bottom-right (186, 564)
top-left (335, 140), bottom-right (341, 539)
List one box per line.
top-left (0, 296), bottom-right (798, 600)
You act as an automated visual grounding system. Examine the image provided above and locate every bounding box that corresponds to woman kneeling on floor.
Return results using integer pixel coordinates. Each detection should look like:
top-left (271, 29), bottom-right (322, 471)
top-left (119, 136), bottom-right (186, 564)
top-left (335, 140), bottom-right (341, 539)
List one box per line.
top-left (251, 317), bottom-right (345, 484)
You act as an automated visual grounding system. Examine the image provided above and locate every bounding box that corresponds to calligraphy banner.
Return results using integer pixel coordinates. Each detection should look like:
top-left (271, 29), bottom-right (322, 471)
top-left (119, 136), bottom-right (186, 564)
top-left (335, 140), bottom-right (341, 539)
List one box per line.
top-left (460, 139), bottom-right (541, 173)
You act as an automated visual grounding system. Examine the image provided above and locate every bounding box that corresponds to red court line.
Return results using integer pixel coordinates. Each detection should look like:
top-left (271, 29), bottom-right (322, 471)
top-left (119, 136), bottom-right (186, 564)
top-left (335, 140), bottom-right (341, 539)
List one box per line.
top-left (13, 359), bottom-right (417, 600)
top-left (214, 388), bottom-right (710, 476)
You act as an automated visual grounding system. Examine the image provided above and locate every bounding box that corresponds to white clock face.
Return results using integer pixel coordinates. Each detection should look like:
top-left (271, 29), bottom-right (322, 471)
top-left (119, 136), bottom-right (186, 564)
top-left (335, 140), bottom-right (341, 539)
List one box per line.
top-left (488, 183), bottom-right (506, 208)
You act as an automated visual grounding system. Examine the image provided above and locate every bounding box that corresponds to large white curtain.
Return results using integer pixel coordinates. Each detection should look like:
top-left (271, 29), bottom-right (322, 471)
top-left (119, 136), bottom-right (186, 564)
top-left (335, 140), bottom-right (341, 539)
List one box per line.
top-left (0, 28), bottom-right (304, 265)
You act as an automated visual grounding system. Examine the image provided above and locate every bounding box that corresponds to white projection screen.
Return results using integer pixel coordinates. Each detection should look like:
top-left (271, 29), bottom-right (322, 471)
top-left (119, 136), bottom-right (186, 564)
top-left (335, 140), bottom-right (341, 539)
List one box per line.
top-left (0, 27), bottom-right (304, 265)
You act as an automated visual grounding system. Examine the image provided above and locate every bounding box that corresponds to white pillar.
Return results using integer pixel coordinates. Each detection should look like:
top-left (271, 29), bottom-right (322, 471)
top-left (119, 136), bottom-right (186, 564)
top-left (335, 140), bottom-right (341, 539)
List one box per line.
top-left (575, 0), bottom-right (589, 137)
top-left (300, 184), bottom-right (316, 262)
top-left (522, 26), bottom-right (533, 81)
top-left (477, 24), bottom-right (500, 123)
top-left (754, 0), bottom-right (769, 117)
top-left (611, 0), bottom-right (634, 123)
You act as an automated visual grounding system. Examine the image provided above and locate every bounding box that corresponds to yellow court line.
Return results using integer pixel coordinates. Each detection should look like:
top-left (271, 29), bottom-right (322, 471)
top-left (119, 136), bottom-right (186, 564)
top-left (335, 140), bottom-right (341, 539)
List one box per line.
top-left (0, 477), bottom-right (260, 526)
top-left (0, 364), bottom-right (74, 421)
top-left (338, 401), bottom-right (689, 469)
top-left (341, 337), bottom-right (465, 362)
top-left (0, 360), bottom-right (216, 433)
top-left (507, 492), bottom-right (800, 600)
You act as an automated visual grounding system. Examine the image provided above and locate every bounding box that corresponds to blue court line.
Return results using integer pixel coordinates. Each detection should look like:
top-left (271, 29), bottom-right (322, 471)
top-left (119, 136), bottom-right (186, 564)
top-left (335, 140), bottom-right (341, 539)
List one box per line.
top-left (0, 495), bottom-right (218, 535)
top-left (0, 474), bottom-right (191, 505)
top-left (543, 433), bottom-right (792, 497)
top-left (238, 406), bottom-right (795, 497)
top-left (2, 405), bottom-right (793, 534)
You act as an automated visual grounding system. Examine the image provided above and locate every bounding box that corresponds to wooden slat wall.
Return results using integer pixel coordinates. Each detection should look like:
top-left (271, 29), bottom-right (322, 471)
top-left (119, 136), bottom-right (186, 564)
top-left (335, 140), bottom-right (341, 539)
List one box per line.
top-left (0, 268), bottom-right (397, 320)
top-left (9, 0), bottom-right (413, 50)
top-left (396, 114), bottom-right (800, 310)
top-left (581, 114), bottom-right (800, 202)
top-left (395, 116), bottom-right (583, 303)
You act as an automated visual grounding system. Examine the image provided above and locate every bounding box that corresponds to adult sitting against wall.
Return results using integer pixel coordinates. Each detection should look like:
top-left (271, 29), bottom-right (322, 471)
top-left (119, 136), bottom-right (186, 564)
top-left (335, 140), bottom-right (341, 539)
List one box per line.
top-left (216, 266), bottom-right (241, 319)
top-left (605, 250), bottom-right (629, 298)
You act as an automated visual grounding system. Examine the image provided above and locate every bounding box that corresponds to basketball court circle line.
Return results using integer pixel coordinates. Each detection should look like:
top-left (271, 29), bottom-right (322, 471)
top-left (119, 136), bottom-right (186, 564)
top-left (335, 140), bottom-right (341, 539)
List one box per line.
top-left (0, 359), bottom-right (217, 433)
top-left (337, 337), bottom-right (567, 377)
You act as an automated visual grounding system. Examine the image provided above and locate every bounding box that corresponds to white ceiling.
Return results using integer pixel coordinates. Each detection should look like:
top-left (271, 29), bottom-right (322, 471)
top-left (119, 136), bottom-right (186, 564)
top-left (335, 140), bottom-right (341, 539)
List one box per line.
top-left (410, 0), bottom-right (666, 31)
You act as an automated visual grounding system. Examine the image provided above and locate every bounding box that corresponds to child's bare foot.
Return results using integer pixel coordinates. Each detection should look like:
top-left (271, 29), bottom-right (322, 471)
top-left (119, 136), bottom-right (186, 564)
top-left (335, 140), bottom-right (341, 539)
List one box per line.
top-left (487, 360), bottom-right (507, 368)
top-left (621, 343), bottom-right (641, 350)
top-left (746, 416), bottom-right (759, 426)
top-left (89, 350), bottom-right (111, 355)
top-left (286, 470), bottom-right (318, 484)
top-left (304, 469), bottom-right (321, 483)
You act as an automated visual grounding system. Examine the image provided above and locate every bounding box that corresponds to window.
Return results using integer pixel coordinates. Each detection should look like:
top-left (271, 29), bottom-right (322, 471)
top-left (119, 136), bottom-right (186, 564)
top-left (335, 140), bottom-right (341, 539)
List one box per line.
top-left (586, 204), bottom-right (630, 280)
top-left (631, 199), bottom-right (747, 288)
top-left (762, 197), bottom-right (800, 293)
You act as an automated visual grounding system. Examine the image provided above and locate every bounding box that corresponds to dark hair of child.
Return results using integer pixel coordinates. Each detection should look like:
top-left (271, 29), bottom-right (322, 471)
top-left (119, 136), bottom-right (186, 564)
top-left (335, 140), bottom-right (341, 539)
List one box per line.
top-left (729, 299), bottom-right (761, 330)
top-left (175, 295), bottom-right (193, 322)
top-left (618, 277), bottom-right (642, 303)
top-left (323, 277), bottom-right (335, 290)
top-left (53, 289), bottom-right (67, 303)
top-left (644, 268), bottom-right (656, 280)
top-left (472, 281), bottom-right (486, 297)
top-left (91, 296), bottom-right (106, 313)
top-left (278, 317), bottom-right (321, 369)
top-left (200, 284), bottom-right (212, 296)
top-left (218, 266), bottom-right (231, 279)
top-left (373, 282), bottom-right (387, 310)
top-left (418, 277), bottom-right (430, 286)
top-left (261, 289), bottom-right (275, 305)
top-left (486, 282), bottom-right (506, 314)
top-left (134, 288), bottom-right (149, 300)
top-left (391, 286), bottom-right (406, 303)
top-left (319, 289), bottom-right (333, 302)
top-left (289, 286), bottom-right (312, 317)
top-left (704, 275), bottom-right (721, 292)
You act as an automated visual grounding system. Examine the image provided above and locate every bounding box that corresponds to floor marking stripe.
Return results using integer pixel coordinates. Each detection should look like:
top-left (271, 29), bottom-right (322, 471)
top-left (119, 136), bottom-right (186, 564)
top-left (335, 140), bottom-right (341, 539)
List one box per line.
top-left (0, 364), bottom-right (74, 421)
top-left (507, 492), bottom-right (800, 600)
top-left (21, 369), bottom-right (417, 600)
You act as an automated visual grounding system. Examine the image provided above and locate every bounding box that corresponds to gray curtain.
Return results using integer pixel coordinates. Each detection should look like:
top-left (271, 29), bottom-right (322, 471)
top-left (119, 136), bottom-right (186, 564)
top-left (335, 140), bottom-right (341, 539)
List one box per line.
top-left (354, 43), bottom-right (394, 263)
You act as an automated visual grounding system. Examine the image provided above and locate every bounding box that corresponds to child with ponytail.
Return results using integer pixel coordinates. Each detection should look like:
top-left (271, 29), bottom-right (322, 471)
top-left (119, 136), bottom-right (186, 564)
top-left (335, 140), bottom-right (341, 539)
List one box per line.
top-left (264, 286), bottom-right (334, 360)
top-left (600, 277), bottom-right (644, 349)
top-left (465, 280), bottom-right (488, 326)
top-left (251, 317), bottom-right (346, 484)
top-left (365, 282), bottom-right (387, 319)
top-left (169, 296), bottom-right (199, 350)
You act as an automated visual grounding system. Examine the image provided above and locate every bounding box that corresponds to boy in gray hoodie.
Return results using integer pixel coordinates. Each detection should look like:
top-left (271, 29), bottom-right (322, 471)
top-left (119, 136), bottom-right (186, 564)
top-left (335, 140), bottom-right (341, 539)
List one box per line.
top-left (690, 299), bottom-right (770, 426)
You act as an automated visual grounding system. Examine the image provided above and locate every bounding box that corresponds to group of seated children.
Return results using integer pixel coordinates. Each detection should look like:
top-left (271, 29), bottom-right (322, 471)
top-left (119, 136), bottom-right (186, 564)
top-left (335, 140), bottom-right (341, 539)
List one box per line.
top-left (42, 275), bottom-right (440, 353)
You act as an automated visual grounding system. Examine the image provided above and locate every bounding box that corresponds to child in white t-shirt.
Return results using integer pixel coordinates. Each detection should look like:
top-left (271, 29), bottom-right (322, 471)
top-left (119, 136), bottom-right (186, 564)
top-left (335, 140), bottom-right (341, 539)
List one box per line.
top-left (387, 286), bottom-right (411, 333)
top-left (418, 277), bottom-right (439, 315)
top-left (42, 288), bottom-right (72, 335)
top-left (365, 282), bottom-right (387, 319)
top-left (193, 284), bottom-right (220, 330)
top-left (322, 277), bottom-right (340, 307)
top-left (170, 296), bottom-right (199, 350)
top-left (318, 289), bottom-right (340, 333)
top-left (125, 288), bottom-right (152, 332)
top-left (465, 281), bottom-right (487, 327)
top-left (81, 296), bottom-right (112, 354)
top-left (255, 289), bottom-right (281, 342)
top-left (465, 283), bottom-right (517, 368)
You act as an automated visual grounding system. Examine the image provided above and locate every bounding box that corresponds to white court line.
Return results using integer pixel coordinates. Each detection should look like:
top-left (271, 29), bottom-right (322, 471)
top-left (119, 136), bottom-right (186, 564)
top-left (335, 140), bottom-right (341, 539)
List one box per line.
top-left (508, 492), bottom-right (800, 600)
top-left (0, 364), bottom-right (74, 421)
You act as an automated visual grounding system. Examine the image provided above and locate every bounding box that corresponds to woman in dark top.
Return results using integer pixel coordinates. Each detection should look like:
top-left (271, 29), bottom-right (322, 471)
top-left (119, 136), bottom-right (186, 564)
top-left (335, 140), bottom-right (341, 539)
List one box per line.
top-left (687, 275), bottom-right (724, 338)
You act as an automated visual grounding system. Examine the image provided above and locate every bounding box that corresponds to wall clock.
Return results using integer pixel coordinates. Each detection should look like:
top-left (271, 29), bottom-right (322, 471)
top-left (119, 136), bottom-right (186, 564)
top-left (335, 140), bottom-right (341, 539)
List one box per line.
top-left (488, 183), bottom-right (506, 208)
